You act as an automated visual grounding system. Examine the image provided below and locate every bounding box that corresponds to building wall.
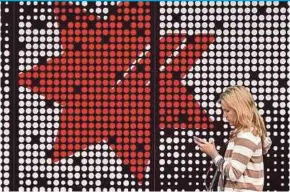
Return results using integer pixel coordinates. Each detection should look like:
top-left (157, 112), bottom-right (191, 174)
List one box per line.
top-left (0, 2), bottom-right (289, 191)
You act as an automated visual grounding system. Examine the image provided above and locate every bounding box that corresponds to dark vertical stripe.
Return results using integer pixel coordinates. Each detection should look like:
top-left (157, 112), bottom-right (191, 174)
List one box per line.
top-left (13, 2), bottom-right (19, 190)
top-left (149, 2), bottom-right (158, 191)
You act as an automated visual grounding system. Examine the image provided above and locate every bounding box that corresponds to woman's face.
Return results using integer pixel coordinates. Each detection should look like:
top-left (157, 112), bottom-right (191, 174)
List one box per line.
top-left (221, 100), bottom-right (237, 127)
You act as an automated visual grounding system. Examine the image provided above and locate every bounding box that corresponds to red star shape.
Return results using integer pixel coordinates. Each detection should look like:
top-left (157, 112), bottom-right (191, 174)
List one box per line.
top-left (18, 2), bottom-right (215, 181)
top-left (158, 34), bottom-right (215, 129)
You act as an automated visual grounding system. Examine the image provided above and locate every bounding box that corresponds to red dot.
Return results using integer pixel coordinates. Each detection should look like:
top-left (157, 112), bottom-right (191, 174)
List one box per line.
top-left (130, 166), bottom-right (137, 173)
top-left (137, 137), bottom-right (143, 144)
top-left (53, 151), bottom-right (59, 158)
top-left (144, 144), bottom-right (150, 151)
top-left (124, 145), bottom-right (129, 151)
top-left (144, 152), bottom-right (150, 158)
top-left (88, 15), bottom-right (95, 21)
top-left (130, 145), bottom-right (136, 151)
top-left (74, 144), bottom-right (81, 151)
top-left (130, 152), bottom-right (136, 158)
top-left (74, 7), bottom-right (81, 14)
top-left (137, 173), bottom-right (143, 180)
top-left (123, 159), bottom-right (129, 165)
top-left (193, 115), bottom-right (201, 122)
top-left (60, 15), bottom-right (67, 21)
top-left (130, 159), bottom-right (137, 165)
top-left (145, 15), bottom-right (151, 21)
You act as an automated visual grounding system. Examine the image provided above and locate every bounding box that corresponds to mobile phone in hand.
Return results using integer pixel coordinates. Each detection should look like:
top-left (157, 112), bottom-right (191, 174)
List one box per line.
top-left (194, 136), bottom-right (205, 143)
top-left (193, 136), bottom-right (200, 141)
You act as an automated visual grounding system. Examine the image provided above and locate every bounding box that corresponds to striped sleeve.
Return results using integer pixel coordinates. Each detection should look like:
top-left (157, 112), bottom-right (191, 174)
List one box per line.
top-left (213, 154), bottom-right (223, 165)
top-left (222, 132), bottom-right (259, 182)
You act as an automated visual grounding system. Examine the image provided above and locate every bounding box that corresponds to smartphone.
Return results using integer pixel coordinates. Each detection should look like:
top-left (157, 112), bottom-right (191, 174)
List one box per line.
top-left (193, 136), bottom-right (201, 141)
top-left (194, 136), bottom-right (205, 142)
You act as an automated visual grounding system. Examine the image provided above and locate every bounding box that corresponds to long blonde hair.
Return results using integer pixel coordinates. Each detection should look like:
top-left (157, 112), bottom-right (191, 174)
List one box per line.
top-left (218, 86), bottom-right (267, 139)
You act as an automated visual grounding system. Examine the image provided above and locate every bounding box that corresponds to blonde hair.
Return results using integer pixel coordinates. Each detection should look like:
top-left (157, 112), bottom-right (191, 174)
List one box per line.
top-left (218, 85), bottom-right (266, 139)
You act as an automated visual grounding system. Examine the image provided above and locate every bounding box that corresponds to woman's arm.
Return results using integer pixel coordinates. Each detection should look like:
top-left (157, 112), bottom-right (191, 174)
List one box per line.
top-left (216, 133), bottom-right (259, 181)
top-left (195, 132), bottom-right (259, 182)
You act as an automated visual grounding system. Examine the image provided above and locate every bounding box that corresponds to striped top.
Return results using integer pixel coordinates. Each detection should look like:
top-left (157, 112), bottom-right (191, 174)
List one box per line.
top-left (213, 130), bottom-right (272, 192)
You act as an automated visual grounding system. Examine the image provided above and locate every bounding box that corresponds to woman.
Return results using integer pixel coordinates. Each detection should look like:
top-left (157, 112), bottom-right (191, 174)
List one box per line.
top-left (194, 86), bottom-right (272, 191)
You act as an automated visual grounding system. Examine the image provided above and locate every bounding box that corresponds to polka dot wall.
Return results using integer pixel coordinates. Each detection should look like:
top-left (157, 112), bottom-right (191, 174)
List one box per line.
top-left (156, 1), bottom-right (289, 191)
top-left (16, 2), bottom-right (151, 191)
top-left (0, 1), bottom-right (289, 191)
top-left (0, 2), bottom-right (12, 191)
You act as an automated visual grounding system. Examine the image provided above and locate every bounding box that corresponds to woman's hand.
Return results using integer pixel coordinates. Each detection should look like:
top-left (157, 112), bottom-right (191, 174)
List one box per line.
top-left (194, 136), bottom-right (218, 159)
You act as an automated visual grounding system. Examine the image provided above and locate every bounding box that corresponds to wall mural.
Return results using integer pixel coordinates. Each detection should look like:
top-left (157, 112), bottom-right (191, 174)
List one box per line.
top-left (0, 1), bottom-right (289, 191)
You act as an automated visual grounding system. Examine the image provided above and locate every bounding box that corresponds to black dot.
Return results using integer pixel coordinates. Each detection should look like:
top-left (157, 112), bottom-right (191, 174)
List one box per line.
top-left (37, 177), bottom-right (50, 188)
top-left (278, 79), bottom-right (287, 88)
top-left (128, 2), bottom-right (139, 9)
top-left (257, 6), bottom-right (267, 15)
top-left (73, 156), bottom-right (82, 166)
top-left (107, 135), bottom-right (117, 145)
top-left (214, 21), bottom-right (223, 29)
top-left (162, 129), bottom-right (175, 138)
top-left (278, 2), bottom-right (289, 8)
top-left (179, 113), bottom-right (189, 123)
top-left (185, 85), bottom-right (194, 95)
top-left (72, 185), bottom-right (83, 191)
top-left (18, 43), bottom-right (27, 52)
top-left (136, 143), bottom-right (145, 152)
top-left (263, 100), bottom-right (274, 110)
top-left (212, 92), bottom-right (222, 103)
top-left (74, 42), bottom-right (82, 51)
top-left (122, 20), bottom-right (131, 30)
top-left (32, 20), bottom-right (47, 30)
top-left (31, 78), bottom-right (40, 87)
top-left (136, 27), bottom-right (145, 37)
top-left (249, 71), bottom-right (259, 81)
top-left (31, 135), bottom-right (40, 144)
top-left (185, 34), bottom-right (197, 43)
top-left (173, 71), bottom-right (181, 80)
top-left (115, 71), bottom-right (124, 82)
top-left (45, 150), bottom-right (53, 158)
top-left (101, 34), bottom-right (110, 44)
top-left (100, 177), bottom-right (111, 189)
top-left (22, 7), bottom-right (34, 16)
top-left (38, 57), bottom-right (49, 65)
top-left (135, 64), bottom-right (145, 73)
top-left (73, 85), bottom-right (82, 94)
top-left (213, 121), bottom-right (225, 131)
top-left (45, 99), bottom-right (55, 109)
top-left (87, 20), bottom-right (96, 29)
top-left (172, 13), bottom-right (182, 22)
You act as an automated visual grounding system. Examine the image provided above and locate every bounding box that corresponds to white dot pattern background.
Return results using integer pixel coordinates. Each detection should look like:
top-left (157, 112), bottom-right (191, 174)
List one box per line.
top-left (0, 1), bottom-right (289, 191)
top-left (0, 2), bottom-right (12, 191)
top-left (157, 1), bottom-right (289, 191)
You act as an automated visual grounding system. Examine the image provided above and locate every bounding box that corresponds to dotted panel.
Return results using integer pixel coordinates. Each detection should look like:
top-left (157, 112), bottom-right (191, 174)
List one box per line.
top-left (17, 2), bottom-right (151, 191)
top-left (0, 1), bottom-right (289, 191)
top-left (0, 2), bottom-right (12, 191)
top-left (157, 2), bottom-right (289, 191)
